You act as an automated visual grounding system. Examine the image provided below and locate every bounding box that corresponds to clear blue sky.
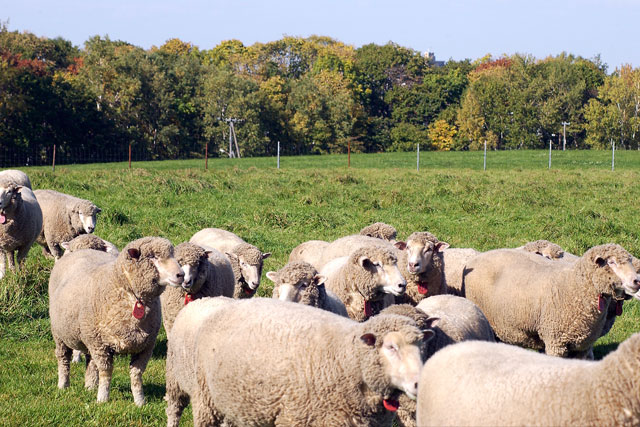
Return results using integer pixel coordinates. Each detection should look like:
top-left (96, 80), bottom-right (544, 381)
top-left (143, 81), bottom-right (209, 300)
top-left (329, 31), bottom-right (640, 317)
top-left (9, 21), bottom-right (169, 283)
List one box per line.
top-left (2, 0), bottom-right (638, 71)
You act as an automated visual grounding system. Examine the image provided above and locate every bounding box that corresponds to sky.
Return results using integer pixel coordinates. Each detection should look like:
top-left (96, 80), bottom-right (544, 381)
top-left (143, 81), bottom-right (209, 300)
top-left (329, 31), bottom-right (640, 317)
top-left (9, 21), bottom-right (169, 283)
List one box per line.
top-left (2, 0), bottom-right (639, 71)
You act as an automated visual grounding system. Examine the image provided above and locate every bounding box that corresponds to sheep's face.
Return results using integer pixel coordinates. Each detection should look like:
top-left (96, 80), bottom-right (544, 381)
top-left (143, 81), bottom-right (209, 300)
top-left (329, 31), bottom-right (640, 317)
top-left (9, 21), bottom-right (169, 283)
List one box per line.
top-left (78, 212), bottom-right (97, 234)
top-left (230, 250), bottom-right (271, 292)
top-left (0, 185), bottom-right (20, 214)
top-left (359, 255), bottom-right (406, 297)
top-left (378, 331), bottom-right (424, 399)
top-left (600, 255), bottom-right (640, 298)
top-left (405, 239), bottom-right (449, 274)
top-left (152, 255), bottom-right (185, 288)
top-left (269, 273), bottom-right (326, 304)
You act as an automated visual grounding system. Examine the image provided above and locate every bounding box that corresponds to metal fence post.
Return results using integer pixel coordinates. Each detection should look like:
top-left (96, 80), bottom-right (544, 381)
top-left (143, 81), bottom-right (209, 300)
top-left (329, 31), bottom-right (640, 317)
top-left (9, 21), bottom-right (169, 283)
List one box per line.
top-left (277, 141), bottom-right (280, 169)
top-left (548, 140), bottom-right (552, 169)
top-left (483, 141), bottom-right (487, 171)
top-left (417, 144), bottom-right (420, 171)
top-left (52, 144), bottom-right (56, 172)
top-left (612, 140), bottom-right (615, 171)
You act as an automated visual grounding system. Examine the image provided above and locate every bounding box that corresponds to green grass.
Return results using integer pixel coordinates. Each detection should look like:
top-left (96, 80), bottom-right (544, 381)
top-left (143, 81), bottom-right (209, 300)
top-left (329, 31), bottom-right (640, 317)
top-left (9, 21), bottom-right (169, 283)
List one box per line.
top-left (1, 150), bottom-right (640, 425)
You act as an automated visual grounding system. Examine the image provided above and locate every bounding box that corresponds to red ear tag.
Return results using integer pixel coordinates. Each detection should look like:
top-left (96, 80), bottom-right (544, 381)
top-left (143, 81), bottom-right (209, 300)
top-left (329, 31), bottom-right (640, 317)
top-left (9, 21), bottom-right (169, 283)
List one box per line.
top-left (383, 398), bottom-right (399, 412)
top-left (184, 293), bottom-right (194, 305)
top-left (132, 301), bottom-right (145, 319)
top-left (0, 214), bottom-right (6, 224)
top-left (417, 282), bottom-right (428, 295)
top-left (616, 300), bottom-right (623, 316)
top-left (364, 300), bottom-right (372, 318)
top-left (598, 295), bottom-right (606, 313)
top-left (243, 287), bottom-right (253, 296)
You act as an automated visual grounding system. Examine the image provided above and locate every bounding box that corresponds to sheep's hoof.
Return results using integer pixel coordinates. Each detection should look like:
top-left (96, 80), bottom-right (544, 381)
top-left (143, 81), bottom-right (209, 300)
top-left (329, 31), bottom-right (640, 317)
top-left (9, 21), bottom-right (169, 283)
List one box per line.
top-left (134, 396), bottom-right (146, 407)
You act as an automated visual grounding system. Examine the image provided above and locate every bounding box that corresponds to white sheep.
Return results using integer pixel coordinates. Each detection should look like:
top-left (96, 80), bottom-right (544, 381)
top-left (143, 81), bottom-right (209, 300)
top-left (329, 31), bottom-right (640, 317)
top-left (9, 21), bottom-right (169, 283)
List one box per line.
top-left (189, 227), bottom-right (270, 298)
top-left (381, 298), bottom-right (495, 427)
top-left (0, 169), bottom-right (32, 189)
top-left (360, 222), bottom-right (398, 242)
top-left (49, 237), bottom-right (184, 406)
top-left (60, 234), bottom-right (119, 256)
top-left (33, 189), bottom-right (101, 259)
top-left (417, 333), bottom-right (640, 426)
top-left (517, 239), bottom-right (565, 259)
top-left (321, 244), bottom-right (406, 321)
top-left (462, 244), bottom-right (640, 358)
top-left (267, 260), bottom-right (348, 316)
top-left (0, 183), bottom-right (42, 279)
top-left (288, 239), bottom-right (329, 268)
top-left (160, 242), bottom-right (235, 335)
top-left (441, 247), bottom-right (479, 296)
top-left (165, 297), bottom-right (431, 426)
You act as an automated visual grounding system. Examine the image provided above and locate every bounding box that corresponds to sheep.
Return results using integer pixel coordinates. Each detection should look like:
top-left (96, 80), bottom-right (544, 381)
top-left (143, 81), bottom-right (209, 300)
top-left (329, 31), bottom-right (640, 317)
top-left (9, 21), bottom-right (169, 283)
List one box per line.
top-left (189, 227), bottom-right (270, 298)
top-left (49, 236), bottom-right (184, 406)
top-left (165, 297), bottom-right (432, 426)
top-left (321, 244), bottom-right (406, 321)
top-left (394, 232), bottom-right (450, 305)
top-left (417, 332), bottom-right (640, 426)
top-left (160, 242), bottom-right (235, 335)
top-left (0, 183), bottom-right (42, 280)
top-left (381, 298), bottom-right (495, 427)
top-left (33, 189), bottom-right (102, 259)
top-left (462, 244), bottom-right (640, 358)
top-left (60, 234), bottom-right (119, 256)
top-left (266, 260), bottom-right (348, 316)
top-left (518, 239), bottom-right (565, 259)
top-left (441, 247), bottom-right (479, 296)
top-left (0, 169), bottom-right (32, 189)
top-left (316, 234), bottom-right (396, 269)
top-left (288, 239), bottom-right (329, 268)
top-left (360, 222), bottom-right (398, 242)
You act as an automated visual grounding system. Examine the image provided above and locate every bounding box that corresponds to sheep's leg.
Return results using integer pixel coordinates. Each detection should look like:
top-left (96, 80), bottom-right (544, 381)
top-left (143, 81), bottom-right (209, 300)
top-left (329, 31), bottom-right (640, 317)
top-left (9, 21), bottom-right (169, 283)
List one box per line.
top-left (54, 338), bottom-right (72, 389)
top-left (72, 349), bottom-right (83, 363)
top-left (129, 344), bottom-right (154, 406)
top-left (84, 353), bottom-right (98, 389)
top-left (15, 246), bottom-right (30, 270)
top-left (0, 251), bottom-right (6, 280)
top-left (166, 390), bottom-right (189, 427)
top-left (92, 352), bottom-right (114, 403)
top-left (191, 396), bottom-right (217, 427)
top-left (544, 342), bottom-right (569, 358)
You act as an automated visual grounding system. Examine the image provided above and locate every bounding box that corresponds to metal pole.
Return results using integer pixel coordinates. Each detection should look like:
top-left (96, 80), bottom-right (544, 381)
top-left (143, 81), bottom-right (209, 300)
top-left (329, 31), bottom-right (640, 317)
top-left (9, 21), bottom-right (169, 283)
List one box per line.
top-left (52, 144), bottom-right (56, 172)
top-left (348, 139), bottom-right (351, 168)
top-left (417, 144), bottom-right (420, 171)
top-left (561, 122), bottom-right (570, 151)
top-left (277, 141), bottom-right (280, 169)
top-left (612, 139), bottom-right (615, 171)
top-left (205, 142), bottom-right (208, 170)
top-left (548, 140), bottom-right (552, 169)
top-left (129, 143), bottom-right (132, 169)
top-left (483, 141), bottom-right (487, 171)
top-left (228, 125), bottom-right (233, 158)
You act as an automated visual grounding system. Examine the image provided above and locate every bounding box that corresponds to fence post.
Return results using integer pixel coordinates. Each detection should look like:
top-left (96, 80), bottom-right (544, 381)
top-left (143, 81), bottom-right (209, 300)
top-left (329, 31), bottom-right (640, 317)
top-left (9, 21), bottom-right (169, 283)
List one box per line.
top-left (417, 144), bottom-right (420, 171)
top-left (612, 139), bottom-right (615, 171)
top-left (548, 140), bottom-right (552, 169)
top-left (348, 139), bottom-right (351, 168)
top-left (52, 144), bottom-right (56, 172)
top-left (483, 141), bottom-right (487, 171)
top-left (277, 141), bottom-right (280, 169)
top-left (128, 144), bottom-right (132, 169)
top-left (205, 142), bottom-right (209, 170)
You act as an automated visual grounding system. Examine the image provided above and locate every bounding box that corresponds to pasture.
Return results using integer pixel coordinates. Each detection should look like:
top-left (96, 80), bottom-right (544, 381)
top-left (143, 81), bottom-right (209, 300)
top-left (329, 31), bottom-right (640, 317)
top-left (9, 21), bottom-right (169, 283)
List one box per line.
top-left (1, 149), bottom-right (639, 425)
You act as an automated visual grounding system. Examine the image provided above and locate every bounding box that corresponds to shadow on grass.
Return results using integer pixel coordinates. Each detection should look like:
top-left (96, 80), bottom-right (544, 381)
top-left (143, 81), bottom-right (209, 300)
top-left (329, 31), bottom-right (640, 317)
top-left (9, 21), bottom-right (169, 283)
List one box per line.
top-left (592, 342), bottom-right (618, 360)
top-left (153, 337), bottom-right (167, 359)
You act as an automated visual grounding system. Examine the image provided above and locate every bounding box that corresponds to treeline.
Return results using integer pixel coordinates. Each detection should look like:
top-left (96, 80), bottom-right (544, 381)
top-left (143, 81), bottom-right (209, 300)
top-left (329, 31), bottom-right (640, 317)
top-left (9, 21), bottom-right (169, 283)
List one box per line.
top-left (1, 24), bottom-right (640, 165)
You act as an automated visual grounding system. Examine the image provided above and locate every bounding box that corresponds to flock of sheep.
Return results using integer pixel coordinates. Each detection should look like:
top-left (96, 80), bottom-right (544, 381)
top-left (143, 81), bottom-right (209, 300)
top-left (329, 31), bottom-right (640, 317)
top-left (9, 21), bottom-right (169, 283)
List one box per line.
top-left (2, 168), bottom-right (640, 426)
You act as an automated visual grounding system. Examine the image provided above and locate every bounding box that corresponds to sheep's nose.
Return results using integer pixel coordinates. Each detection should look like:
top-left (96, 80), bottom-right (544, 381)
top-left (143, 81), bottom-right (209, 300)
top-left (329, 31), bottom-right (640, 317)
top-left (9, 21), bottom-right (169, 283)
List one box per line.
top-left (87, 226), bottom-right (95, 233)
top-left (398, 282), bottom-right (406, 289)
top-left (176, 271), bottom-right (185, 281)
top-left (409, 262), bottom-right (418, 269)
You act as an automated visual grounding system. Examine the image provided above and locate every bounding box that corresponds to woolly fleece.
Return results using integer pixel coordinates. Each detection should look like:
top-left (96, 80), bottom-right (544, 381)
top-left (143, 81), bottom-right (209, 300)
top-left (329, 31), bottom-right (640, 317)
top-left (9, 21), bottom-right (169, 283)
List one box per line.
top-left (360, 222), bottom-right (398, 242)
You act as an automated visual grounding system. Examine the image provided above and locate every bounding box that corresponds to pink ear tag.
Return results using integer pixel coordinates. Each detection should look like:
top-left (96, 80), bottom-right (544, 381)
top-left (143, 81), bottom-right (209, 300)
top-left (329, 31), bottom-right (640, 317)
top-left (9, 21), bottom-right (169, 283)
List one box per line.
top-left (616, 300), bottom-right (623, 316)
top-left (597, 295), bottom-right (606, 313)
top-left (364, 300), bottom-right (372, 318)
top-left (417, 282), bottom-right (429, 295)
top-left (132, 301), bottom-right (145, 319)
top-left (0, 214), bottom-right (6, 224)
top-left (184, 293), bottom-right (194, 305)
top-left (383, 398), bottom-right (399, 412)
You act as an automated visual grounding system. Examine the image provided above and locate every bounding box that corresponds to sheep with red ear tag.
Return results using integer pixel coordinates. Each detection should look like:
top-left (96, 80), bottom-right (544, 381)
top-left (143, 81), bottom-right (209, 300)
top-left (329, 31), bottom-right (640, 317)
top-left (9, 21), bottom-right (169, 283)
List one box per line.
top-left (49, 236), bottom-right (184, 406)
top-left (165, 297), bottom-right (432, 427)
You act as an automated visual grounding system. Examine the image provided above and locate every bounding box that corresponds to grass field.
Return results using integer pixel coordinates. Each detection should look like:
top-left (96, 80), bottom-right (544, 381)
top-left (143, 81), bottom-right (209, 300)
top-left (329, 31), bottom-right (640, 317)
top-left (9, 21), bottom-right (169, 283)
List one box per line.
top-left (1, 150), bottom-right (639, 425)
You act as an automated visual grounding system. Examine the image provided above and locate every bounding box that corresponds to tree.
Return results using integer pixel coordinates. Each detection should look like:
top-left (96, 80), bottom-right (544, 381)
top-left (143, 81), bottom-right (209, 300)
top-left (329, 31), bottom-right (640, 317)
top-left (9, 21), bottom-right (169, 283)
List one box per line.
top-left (428, 120), bottom-right (457, 151)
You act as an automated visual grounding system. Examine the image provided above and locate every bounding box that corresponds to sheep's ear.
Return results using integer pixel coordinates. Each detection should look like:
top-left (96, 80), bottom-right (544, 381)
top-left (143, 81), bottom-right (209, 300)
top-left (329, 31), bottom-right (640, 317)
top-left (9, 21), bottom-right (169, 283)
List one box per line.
top-left (262, 252), bottom-right (271, 260)
top-left (128, 248), bottom-right (141, 259)
top-left (394, 241), bottom-right (407, 251)
top-left (425, 316), bottom-right (440, 329)
top-left (423, 330), bottom-right (436, 342)
top-left (359, 256), bottom-right (374, 270)
top-left (265, 271), bottom-right (278, 283)
top-left (435, 241), bottom-right (450, 252)
top-left (360, 333), bottom-right (376, 346)
top-left (60, 241), bottom-right (70, 250)
top-left (226, 252), bottom-right (239, 262)
top-left (595, 256), bottom-right (607, 267)
top-left (95, 207), bottom-right (102, 214)
top-left (312, 274), bottom-right (327, 287)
